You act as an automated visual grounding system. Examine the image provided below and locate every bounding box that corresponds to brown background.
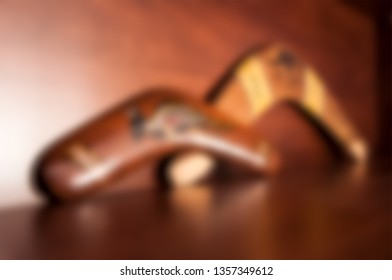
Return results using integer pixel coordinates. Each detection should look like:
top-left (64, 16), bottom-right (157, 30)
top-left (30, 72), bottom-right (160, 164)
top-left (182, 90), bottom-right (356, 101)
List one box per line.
top-left (0, 0), bottom-right (390, 259)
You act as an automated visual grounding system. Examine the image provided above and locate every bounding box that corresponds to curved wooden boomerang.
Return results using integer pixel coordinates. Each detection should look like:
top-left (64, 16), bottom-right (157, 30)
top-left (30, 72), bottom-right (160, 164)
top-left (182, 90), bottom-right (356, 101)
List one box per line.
top-left (34, 90), bottom-right (275, 200)
top-left (207, 44), bottom-right (367, 162)
top-left (167, 45), bottom-right (368, 188)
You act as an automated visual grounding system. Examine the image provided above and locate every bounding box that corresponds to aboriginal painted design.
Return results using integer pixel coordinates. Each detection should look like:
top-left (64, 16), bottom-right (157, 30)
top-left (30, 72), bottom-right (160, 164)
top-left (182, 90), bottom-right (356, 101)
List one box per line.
top-left (128, 103), bottom-right (208, 140)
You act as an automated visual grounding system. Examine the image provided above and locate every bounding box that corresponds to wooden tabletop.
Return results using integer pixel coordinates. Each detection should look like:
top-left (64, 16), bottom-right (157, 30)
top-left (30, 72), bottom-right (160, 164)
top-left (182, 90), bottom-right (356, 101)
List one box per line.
top-left (0, 161), bottom-right (390, 259)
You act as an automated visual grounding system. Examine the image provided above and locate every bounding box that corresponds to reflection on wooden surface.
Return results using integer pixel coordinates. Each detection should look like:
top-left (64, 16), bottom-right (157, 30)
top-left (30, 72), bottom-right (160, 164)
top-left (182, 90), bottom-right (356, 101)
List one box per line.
top-left (0, 162), bottom-right (390, 259)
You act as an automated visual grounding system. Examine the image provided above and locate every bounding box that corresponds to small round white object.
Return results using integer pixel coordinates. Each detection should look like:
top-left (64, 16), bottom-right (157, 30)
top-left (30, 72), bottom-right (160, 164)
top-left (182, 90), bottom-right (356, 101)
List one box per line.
top-left (168, 151), bottom-right (216, 187)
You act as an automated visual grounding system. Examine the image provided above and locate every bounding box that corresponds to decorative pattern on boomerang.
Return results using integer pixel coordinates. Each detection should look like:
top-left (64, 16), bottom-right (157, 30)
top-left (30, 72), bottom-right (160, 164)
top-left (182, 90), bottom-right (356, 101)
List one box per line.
top-left (207, 45), bottom-right (367, 162)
